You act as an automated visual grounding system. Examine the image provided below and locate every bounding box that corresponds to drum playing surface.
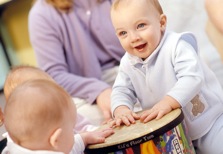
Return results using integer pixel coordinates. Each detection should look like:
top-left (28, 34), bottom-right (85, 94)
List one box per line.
top-left (85, 109), bottom-right (195, 154)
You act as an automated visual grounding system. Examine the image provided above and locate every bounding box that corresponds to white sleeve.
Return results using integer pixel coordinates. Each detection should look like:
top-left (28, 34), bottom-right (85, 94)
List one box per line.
top-left (70, 134), bottom-right (85, 154)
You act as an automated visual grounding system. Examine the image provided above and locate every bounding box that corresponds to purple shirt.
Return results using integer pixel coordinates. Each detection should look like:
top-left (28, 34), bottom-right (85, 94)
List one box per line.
top-left (28, 0), bottom-right (124, 103)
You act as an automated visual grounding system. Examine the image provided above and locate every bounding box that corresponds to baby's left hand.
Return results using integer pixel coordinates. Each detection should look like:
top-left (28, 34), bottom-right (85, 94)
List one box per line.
top-left (140, 96), bottom-right (180, 123)
top-left (140, 103), bottom-right (172, 123)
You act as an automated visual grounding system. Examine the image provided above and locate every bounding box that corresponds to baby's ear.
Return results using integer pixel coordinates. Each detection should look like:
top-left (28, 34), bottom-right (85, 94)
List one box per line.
top-left (50, 128), bottom-right (62, 149)
top-left (160, 14), bottom-right (167, 31)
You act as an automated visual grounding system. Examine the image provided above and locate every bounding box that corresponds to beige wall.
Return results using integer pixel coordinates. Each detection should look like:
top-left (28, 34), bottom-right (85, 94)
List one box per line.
top-left (2, 0), bottom-right (36, 66)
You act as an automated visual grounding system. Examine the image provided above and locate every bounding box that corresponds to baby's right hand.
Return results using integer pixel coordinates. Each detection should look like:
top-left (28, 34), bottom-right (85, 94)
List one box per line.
top-left (81, 128), bottom-right (114, 145)
top-left (113, 105), bottom-right (140, 126)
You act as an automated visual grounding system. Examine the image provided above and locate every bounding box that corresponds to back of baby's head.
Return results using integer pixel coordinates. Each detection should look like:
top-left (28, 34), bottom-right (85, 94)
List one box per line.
top-left (4, 79), bottom-right (71, 145)
top-left (4, 65), bottom-right (53, 101)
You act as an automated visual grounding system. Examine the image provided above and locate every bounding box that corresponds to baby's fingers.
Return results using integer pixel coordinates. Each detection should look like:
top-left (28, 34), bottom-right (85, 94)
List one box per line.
top-left (115, 117), bottom-right (123, 127)
top-left (93, 128), bottom-right (114, 143)
top-left (132, 112), bottom-right (140, 120)
top-left (140, 111), bottom-right (158, 123)
top-left (115, 115), bottom-right (134, 126)
top-left (156, 110), bottom-right (166, 120)
top-left (100, 128), bottom-right (114, 138)
top-left (120, 115), bottom-right (131, 126)
top-left (106, 119), bottom-right (116, 128)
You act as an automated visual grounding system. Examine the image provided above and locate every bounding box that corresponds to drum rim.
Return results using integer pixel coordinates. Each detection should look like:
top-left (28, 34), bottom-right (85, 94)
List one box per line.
top-left (85, 109), bottom-right (184, 154)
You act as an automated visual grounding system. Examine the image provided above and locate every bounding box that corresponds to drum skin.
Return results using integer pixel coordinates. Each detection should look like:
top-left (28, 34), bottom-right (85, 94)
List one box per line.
top-left (85, 109), bottom-right (195, 154)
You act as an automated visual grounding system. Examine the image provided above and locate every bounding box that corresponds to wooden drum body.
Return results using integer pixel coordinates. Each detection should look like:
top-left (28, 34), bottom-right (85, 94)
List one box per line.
top-left (85, 109), bottom-right (195, 154)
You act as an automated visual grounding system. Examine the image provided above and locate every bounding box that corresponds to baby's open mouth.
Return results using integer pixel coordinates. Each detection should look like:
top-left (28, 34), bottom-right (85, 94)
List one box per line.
top-left (135, 43), bottom-right (147, 50)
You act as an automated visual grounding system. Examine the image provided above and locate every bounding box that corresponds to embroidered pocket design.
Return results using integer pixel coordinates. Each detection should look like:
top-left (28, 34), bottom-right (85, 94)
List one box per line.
top-left (191, 95), bottom-right (205, 116)
top-left (184, 94), bottom-right (208, 121)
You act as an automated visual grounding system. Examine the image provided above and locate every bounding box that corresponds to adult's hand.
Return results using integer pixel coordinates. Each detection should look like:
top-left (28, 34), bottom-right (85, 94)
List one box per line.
top-left (96, 88), bottom-right (113, 121)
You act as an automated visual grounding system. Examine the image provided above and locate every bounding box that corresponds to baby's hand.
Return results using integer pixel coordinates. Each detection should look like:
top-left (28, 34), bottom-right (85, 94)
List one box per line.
top-left (140, 107), bottom-right (171, 123)
top-left (140, 96), bottom-right (180, 123)
top-left (113, 105), bottom-right (140, 126)
top-left (81, 128), bottom-right (114, 145)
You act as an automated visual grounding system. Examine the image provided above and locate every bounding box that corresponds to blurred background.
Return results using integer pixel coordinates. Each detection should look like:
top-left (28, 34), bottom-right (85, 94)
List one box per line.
top-left (0, 0), bottom-right (36, 90)
top-left (0, 0), bottom-right (35, 138)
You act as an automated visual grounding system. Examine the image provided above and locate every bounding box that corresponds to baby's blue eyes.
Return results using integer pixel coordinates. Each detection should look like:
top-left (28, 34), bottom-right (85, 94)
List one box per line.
top-left (137, 23), bottom-right (145, 29)
top-left (119, 31), bottom-right (127, 36)
top-left (118, 23), bottom-right (145, 37)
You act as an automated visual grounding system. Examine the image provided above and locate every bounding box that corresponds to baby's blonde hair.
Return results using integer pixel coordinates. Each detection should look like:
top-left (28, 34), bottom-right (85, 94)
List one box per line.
top-left (111, 0), bottom-right (163, 15)
top-left (4, 79), bottom-right (73, 145)
top-left (4, 65), bottom-right (54, 101)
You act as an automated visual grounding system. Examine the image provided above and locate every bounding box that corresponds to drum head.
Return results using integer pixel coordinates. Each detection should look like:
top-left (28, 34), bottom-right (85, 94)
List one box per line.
top-left (86, 108), bottom-right (184, 153)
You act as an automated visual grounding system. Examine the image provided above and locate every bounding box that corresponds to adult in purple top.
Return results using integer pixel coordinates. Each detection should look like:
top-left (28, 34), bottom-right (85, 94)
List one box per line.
top-left (28, 0), bottom-right (124, 122)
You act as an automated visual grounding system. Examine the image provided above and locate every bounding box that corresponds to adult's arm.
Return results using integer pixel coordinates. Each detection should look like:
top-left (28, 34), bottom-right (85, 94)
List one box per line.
top-left (205, 0), bottom-right (223, 34)
top-left (28, 2), bottom-right (110, 104)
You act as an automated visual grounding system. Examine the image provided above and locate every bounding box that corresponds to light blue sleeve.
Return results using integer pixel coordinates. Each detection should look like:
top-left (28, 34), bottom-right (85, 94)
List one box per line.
top-left (111, 56), bottom-right (137, 115)
top-left (167, 39), bottom-right (204, 107)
